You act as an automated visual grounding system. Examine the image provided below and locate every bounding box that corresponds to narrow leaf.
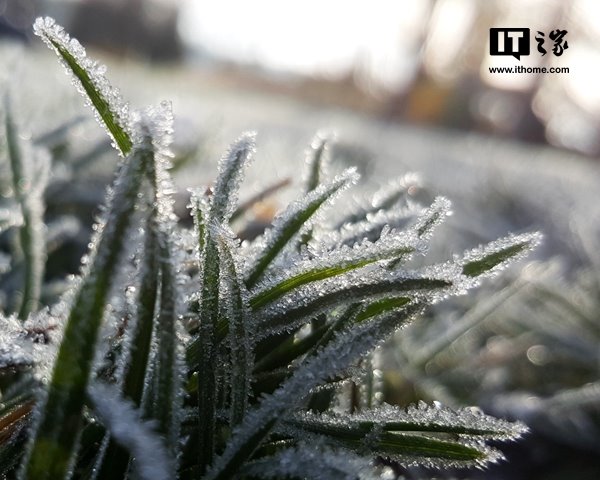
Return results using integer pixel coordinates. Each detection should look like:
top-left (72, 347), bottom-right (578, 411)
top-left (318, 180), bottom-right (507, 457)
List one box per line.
top-left (22, 144), bottom-right (148, 480)
top-left (33, 17), bottom-right (132, 155)
top-left (215, 226), bottom-right (253, 425)
top-left (210, 132), bottom-right (256, 224)
top-left (461, 232), bottom-right (542, 278)
top-left (88, 384), bottom-right (173, 480)
top-left (250, 230), bottom-right (420, 309)
top-left (256, 268), bottom-right (454, 340)
top-left (244, 168), bottom-right (359, 288)
top-left (4, 98), bottom-right (47, 319)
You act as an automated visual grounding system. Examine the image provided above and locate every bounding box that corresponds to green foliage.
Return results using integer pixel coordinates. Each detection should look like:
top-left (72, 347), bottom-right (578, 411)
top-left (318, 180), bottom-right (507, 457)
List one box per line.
top-left (0, 17), bottom-right (540, 480)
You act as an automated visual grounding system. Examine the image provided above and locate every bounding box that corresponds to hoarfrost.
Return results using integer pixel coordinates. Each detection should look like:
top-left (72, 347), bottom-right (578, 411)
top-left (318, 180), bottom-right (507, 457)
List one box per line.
top-left (88, 383), bottom-right (173, 480)
top-left (289, 401), bottom-right (528, 442)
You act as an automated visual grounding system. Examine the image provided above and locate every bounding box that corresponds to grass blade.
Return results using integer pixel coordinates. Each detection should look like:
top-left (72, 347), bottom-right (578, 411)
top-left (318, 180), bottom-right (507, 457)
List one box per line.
top-left (215, 226), bottom-right (253, 425)
top-left (210, 132), bottom-right (255, 224)
top-left (33, 17), bottom-right (132, 156)
top-left (250, 232), bottom-right (419, 309)
top-left (4, 98), bottom-right (47, 320)
top-left (245, 168), bottom-right (359, 288)
top-left (461, 232), bottom-right (542, 278)
top-left (22, 145), bottom-right (149, 480)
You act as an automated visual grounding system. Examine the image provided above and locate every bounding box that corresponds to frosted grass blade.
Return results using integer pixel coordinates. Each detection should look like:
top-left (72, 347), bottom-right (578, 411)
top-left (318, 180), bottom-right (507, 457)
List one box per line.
top-left (285, 403), bottom-right (526, 468)
top-left (461, 232), bottom-right (542, 278)
top-left (210, 132), bottom-right (255, 224)
top-left (215, 226), bottom-right (253, 425)
top-left (245, 168), bottom-right (359, 288)
top-left (303, 133), bottom-right (331, 193)
top-left (33, 17), bottom-right (132, 155)
top-left (89, 384), bottom-right (173, 480)
top-left (95, 212), bottom-right (160, 479)
top-left (4, 99), bottom-right (46, 320)
top-left (334, 173), bottom-right (421, 229)
top-left (22, 145), bottom-right (149, 480)
top-left (256, 270), bottom-right (452, 339)
top-left (151, 233), bottom-right (181, 462)
top-left (250, 232), bottom-right (420, 309)
top-left (205, 303), bottom-right (423, 480)
top-left (194, 206), bottom-right (220, 473)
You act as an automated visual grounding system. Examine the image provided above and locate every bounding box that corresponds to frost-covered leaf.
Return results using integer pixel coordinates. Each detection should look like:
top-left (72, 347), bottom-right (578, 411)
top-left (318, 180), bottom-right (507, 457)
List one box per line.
top-left (244, 168), bottom-right (359, 288)
top-left (250, 229), bottom-right (422, 309)
top-left (283, 402), bottom-right (525, 468)
top-left (303, 133), bottom-right (332, 193)
top-left (88, 383), bottom-right (173, 480)
top-left (460, 232), bottom-right (542, 278)
top-left (215, 225), bottom-right (253, 426)
top-left (22, 138), bottom-right (149, 480)
top-left (210, 132), bottom-right (255, 224)
top-left (4, 98), bottom-right (48, 319)
top-left (34, 17), bottom-right (132, 155)
top-left (415, 196), bottom-right (451, 239)
top-left (255, 265), bottom-right (457, 340)
top-left (205, 302), bottom-right (424, 480)
top-left (194, 210), bottom-right (221, 472)
top-left (244, 440), bottom-right (378, 480)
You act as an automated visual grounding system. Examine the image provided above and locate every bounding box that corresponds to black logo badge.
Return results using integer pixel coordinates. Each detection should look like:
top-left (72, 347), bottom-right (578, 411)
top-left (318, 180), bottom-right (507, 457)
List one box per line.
top-left (489, 28), bottom-right (530, 60)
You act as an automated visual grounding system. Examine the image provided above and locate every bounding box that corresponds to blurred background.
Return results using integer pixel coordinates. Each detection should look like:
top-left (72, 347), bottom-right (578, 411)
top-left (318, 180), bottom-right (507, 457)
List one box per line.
top-left (1, 0), bottom-right (599, 154)
top-left (2, 1), bottom-right (600, 478)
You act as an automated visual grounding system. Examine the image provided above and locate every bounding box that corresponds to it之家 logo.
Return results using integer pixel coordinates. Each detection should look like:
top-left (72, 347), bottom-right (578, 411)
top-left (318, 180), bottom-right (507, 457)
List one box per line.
top-left (490, 28), bottom-right (569, 61)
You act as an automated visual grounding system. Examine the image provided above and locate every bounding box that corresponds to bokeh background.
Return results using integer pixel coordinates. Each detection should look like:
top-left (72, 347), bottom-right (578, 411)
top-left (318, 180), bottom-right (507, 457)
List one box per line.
top-left (2, 1), bottom-right (600, 478)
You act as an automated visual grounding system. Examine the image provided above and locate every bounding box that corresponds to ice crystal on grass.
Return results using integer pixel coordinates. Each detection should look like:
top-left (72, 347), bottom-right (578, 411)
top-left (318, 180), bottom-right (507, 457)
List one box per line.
top-left (0, 17), bottom-right (540, 480)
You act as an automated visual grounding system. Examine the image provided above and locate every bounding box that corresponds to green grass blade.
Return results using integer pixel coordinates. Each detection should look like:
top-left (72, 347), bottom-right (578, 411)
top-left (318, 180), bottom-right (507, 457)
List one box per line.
top-left (22, 146), bottom-right (149, 480)
top-left (210, 132), bottom-right (255, 224)
top-left (192, 195), bottom-right (221, 474)
top-left (245, 168), bottom-right (359, 288)
top-left (250, 236), bottom-right (418, 309)
top-left (151, 233), bottom-right (181, 454)
top-left (4, 99), bottom-right (46, 320)
top-left (461, 232), bottom-right (542, 278)
top-left (94, 211), bottom-right (160, 479)
top-left (33, 17), bottom-right (132, 156)
top-left (415, 197), bottom-right (451, 239)
top-left (257, 274), bottom-right (451, 339)
top-left (286, 402), bottom-right (527, 467)
top-left (215, 226), bottom-right (253, 425)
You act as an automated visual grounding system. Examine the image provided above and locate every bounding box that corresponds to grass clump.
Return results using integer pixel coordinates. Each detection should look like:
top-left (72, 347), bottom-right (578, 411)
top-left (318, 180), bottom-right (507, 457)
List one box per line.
top-left (0, 17), bottom-right (541, 480)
